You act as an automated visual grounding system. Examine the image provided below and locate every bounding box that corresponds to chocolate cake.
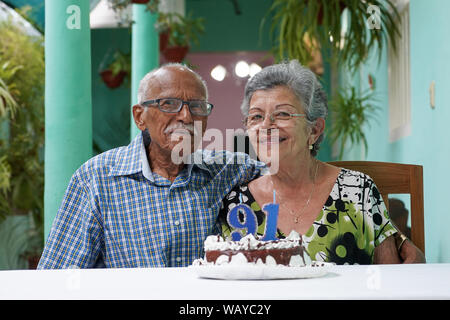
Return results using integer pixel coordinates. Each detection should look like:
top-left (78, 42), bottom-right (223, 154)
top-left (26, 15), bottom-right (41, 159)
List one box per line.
top-left (198, 231), bottom-right (311, 267)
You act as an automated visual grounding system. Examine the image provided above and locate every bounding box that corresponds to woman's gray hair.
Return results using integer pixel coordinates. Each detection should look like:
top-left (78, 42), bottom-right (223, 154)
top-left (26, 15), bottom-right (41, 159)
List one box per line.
top-left (241, 60), bottom-right (328, 157)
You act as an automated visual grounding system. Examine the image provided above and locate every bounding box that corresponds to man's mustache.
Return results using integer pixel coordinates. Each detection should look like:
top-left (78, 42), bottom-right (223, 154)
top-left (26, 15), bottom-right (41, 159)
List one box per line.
top-left (164, 123), bottom-right (200, 136)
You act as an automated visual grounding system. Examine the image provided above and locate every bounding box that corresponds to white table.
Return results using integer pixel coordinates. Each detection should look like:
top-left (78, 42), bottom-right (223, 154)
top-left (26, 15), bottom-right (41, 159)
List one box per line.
top-left (1, 263), bottom-right (449, 300)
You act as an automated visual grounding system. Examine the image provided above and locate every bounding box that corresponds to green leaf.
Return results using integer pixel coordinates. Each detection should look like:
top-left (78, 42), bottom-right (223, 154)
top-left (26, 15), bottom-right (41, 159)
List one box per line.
top-left (264, 0), bottom-right (399, 72)
top-left (0, 20), bottom-right (44, 255)
top-left (328, 85), bottom-right (379, 160)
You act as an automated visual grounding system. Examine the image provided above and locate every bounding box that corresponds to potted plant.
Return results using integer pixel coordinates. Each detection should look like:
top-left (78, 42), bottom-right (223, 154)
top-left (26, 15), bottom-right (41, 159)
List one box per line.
top-left (106, 0), bottom-right (160, 26)
top-left (107, 0), bottom-right (159, 13)
top-left (264, 0), bottom-right (400, 72)
top-left (0, 20), bottom-right (45, 269)
top-left (155, 12), bottom-right (205, 63)
top-left (100, 50), bottom-right (131, 89)
top-left (328, 86), bottom-right (380, 160)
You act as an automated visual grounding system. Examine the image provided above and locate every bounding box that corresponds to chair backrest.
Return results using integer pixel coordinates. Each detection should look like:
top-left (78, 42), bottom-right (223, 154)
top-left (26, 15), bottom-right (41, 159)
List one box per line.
top-left (327, 161), bottom-right (425, 253)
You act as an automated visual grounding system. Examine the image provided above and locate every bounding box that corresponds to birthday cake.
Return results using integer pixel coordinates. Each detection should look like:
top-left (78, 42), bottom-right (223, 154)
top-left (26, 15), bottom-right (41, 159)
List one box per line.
top-left (194, 231), bottom-right (311, 267)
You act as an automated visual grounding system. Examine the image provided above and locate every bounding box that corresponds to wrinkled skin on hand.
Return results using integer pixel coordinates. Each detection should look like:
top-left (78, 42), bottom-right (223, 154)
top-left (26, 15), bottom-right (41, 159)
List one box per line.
top-left (397, 237), bottom-right (426, 264)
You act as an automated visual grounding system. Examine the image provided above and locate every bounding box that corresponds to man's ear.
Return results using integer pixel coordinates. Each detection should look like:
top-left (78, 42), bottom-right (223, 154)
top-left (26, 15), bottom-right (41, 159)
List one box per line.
top-left (132, 104), bottom-right (146, 131)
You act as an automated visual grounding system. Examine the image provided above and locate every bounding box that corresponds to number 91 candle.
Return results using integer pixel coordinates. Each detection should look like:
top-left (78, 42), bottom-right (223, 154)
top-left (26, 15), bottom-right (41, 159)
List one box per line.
top-left (226, 190), bottom-right (279, 241)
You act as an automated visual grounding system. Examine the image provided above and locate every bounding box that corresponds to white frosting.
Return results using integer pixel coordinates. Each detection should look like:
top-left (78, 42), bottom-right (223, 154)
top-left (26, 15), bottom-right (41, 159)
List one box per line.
top-left (215, 255), bottom-right (230, 265)
top-left (201, 230), bottom-right (313, 267)
top-left (204, 230), bottom-right (302, 251)
top-left (265, 256), bottom-right (277, 266)
top-left (288, 255), bottom-right (303, 267)
top-left (303, 251), bottom-right (312, 265)
top-left (228, 253), bottom-right (248, 265)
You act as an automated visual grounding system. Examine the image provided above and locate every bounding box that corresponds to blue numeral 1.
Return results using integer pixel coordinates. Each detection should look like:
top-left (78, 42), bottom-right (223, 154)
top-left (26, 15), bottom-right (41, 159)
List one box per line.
top-left (260, 203), bottom-right (279, 241)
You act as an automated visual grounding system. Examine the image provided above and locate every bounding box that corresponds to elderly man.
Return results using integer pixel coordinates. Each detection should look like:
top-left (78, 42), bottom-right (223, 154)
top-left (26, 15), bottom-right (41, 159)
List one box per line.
top-left (38, 63), bottom-right (264, 268)
top-left (38, 63), bottom-right (424, 268)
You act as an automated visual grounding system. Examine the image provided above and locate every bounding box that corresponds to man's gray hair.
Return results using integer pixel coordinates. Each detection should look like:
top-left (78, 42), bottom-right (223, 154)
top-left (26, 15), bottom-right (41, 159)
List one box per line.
top-left (137, 63), bottom-right (208, 104)
top-left (241, 60), bottom-right (328, 157)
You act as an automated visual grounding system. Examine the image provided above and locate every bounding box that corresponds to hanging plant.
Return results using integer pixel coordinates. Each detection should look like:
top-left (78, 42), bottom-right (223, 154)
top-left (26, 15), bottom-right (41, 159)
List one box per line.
top-left (263, 0), bottom-right (401, 159)
top-left (264, 0), bottom-right (400, 72)
top-left (99, 50), bottom-right (131, 89)
top-left (329, 86), bottom-right (380, 160)
top-left (107, 0), bottom-right (159, 13)
top-left (155, 12), bottom-right (205, 63)
top-left (106, 0), bottom-right (160, 26)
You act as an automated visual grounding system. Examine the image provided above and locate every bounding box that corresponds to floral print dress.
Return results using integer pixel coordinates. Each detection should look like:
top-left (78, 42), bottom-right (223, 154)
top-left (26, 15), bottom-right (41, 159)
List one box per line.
top-left (218, 169), bottom-right (398, 265)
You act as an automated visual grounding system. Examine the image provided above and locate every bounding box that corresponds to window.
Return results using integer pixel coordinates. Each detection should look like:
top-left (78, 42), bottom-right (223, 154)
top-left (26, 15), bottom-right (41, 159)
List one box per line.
top-left (388, 0), bottom-right (411, 142)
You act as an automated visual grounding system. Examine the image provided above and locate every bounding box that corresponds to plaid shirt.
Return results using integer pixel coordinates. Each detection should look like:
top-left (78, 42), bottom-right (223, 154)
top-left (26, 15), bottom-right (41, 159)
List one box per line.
top-left (38, 133), bottom-right (264, 268)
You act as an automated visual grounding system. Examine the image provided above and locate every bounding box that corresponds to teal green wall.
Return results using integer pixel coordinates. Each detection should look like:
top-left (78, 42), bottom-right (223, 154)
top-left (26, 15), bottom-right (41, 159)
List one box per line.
top-left (91, 28), bottom-right (131, 154)
top-left (186, 0), bottom-right (273, 52)
top-left (130, 7), bottom-right (159, 140)
top-left (343, 0), bottom-right (450, 262)
top-left (44, 0), bottom-right (93, 239)
top-left (408, 0), bottom-right (450, 263)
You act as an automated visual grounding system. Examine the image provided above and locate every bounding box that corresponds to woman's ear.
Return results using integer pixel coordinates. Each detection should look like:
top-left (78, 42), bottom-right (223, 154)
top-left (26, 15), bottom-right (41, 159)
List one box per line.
top-left (310, 118), bottom-right (325, 144)
top-left (132, 104), bottom-right (146, 131)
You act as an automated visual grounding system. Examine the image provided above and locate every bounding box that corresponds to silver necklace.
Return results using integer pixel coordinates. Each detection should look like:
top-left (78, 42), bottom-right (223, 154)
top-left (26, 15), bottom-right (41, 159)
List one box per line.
top-left (269, 160), bottom-right (319, 224)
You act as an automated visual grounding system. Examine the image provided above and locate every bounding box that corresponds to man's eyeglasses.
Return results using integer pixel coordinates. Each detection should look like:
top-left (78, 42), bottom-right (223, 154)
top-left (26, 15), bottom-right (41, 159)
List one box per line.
top-left (244, 110), bottom-right (306, 127)
top-left (141, 98), bottom-right (214, 116)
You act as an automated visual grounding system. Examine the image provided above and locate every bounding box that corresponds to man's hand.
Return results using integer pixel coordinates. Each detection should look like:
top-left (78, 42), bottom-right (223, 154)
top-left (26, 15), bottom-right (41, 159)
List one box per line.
top-left (398, 237), bottom-right (426, 263)
top-left (374, 233), bottom-right (426, 264)
top-left (373, 235), bottom-right (402, 264)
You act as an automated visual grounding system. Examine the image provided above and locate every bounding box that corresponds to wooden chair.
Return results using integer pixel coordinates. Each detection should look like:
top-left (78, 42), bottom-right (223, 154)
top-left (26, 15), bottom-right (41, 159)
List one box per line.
top-left (327, 161), bottom-right (425, 253)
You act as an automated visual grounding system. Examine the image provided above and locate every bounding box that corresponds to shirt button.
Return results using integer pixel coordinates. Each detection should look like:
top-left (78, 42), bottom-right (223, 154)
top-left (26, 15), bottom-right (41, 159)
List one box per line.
top-left (176, 257), bottom-right (182, 262)
top-left (174, 220), bottom-right (180, 226)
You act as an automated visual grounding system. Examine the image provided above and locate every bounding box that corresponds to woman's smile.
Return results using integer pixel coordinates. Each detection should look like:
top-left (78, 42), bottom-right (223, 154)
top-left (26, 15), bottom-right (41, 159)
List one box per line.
top-left (257, 135), bottom-right (287, 145)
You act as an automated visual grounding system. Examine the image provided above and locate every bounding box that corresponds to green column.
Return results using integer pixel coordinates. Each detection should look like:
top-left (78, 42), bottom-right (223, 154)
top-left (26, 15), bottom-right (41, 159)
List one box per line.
top-left (44, 0), bottom-right (92, 238)
top-left (131, 5), bottom-right (159, 140)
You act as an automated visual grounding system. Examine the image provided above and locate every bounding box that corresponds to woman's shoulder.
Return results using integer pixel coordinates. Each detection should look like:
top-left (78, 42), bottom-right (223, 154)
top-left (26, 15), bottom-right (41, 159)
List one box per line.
top-left (336, 168), bottom-right (376, 187)
top-left (332, 168), bottom-right (383, 205)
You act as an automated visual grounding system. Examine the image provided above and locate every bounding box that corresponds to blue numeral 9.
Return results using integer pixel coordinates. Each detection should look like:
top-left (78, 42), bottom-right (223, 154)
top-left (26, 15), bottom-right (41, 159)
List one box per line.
top-left (227, 204), bottom-right (257, 241)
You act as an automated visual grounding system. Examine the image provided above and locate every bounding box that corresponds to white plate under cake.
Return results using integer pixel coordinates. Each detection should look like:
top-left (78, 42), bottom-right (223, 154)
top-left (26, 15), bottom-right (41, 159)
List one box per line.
top-left (191, 231), bottom-right (333, 280)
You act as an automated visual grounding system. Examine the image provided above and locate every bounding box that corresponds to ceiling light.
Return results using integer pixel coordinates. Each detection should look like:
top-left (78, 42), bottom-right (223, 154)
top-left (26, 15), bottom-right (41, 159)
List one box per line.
top-left (235, 61), bottom-right (249, 78)
top-left (210, 65), bottom-right (226, 81)
top-left (249, 63), bottom-right (262, 77)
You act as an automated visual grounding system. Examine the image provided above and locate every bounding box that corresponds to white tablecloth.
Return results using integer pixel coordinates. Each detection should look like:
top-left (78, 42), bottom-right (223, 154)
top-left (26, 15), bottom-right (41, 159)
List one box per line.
top-left (1, 263), bottom-right (449, 300)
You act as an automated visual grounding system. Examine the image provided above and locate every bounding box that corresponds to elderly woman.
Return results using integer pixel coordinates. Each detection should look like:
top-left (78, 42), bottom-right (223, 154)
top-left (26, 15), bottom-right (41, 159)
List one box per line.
top-left (218, 60), bottom-right (425, 264)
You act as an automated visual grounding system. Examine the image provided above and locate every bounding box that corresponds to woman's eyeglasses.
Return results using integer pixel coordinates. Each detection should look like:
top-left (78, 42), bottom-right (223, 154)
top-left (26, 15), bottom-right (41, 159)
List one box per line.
top-left (244, 110), bottom-right (305, 127)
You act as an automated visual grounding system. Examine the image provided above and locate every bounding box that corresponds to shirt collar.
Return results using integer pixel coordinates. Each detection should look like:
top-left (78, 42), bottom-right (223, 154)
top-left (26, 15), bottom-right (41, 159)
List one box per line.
top-left (109, 131), bottom-right (200, 183)
top-left (109, 132), bottom-right (143, 177)
top-left (140, 139), bottom-right (154, 182)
